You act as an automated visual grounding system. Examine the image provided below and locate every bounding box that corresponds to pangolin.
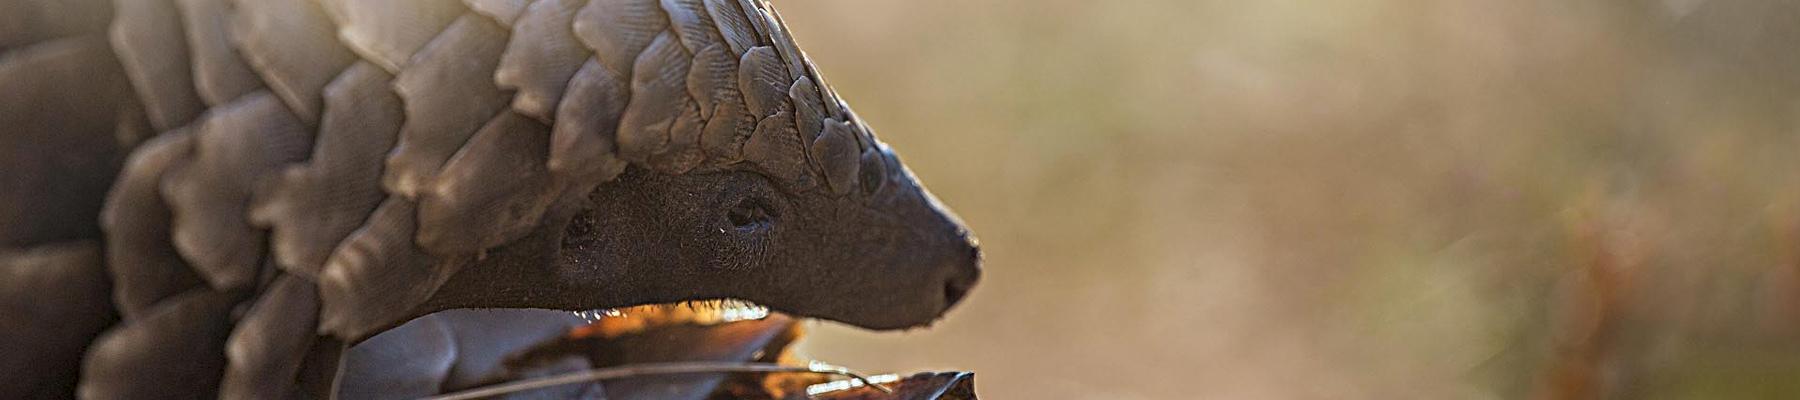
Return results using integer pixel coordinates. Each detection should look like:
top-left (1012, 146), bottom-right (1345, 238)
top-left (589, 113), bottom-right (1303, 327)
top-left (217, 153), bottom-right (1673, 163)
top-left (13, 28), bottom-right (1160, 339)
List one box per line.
top-left (0, 0), bottom-right (982, 398)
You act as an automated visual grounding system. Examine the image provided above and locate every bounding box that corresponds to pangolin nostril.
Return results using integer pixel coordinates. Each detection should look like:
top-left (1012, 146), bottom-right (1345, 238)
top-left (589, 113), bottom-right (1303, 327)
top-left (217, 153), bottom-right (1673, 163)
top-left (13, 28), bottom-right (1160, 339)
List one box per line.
top-left (943, 266), bottom-right (980, 309)
top-left (944, 281), bottom-right (971, 309)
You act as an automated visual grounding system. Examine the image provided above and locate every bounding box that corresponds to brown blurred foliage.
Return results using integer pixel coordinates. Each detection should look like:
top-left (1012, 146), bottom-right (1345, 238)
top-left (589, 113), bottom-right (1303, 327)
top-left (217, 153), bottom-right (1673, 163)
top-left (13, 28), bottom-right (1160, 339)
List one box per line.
top-left (774, 0), bottom-right (1800, 398)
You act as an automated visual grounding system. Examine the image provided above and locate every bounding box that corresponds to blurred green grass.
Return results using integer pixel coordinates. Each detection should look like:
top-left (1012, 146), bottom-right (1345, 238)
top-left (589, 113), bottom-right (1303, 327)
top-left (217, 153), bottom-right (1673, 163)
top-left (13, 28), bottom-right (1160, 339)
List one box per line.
top-left (775, 1), bottom-right (1800, 398)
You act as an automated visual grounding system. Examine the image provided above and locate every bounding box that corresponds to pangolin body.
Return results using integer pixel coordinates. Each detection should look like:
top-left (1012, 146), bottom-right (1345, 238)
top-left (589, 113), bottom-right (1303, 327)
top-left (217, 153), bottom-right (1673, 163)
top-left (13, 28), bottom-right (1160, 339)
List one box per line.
top-left (0, 0), bottom-right (980, 398)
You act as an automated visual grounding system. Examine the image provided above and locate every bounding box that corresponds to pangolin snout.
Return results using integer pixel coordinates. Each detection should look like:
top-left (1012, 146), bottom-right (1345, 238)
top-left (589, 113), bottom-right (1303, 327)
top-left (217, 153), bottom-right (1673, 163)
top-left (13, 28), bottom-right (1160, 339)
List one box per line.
top-left (941, 234), bottom-right (982, 310)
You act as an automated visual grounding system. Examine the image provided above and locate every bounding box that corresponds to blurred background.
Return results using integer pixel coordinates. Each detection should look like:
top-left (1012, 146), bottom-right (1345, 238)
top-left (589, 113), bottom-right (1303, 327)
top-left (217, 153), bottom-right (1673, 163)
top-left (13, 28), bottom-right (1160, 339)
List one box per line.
top-left (775, 1), bottom-right (1800, 398)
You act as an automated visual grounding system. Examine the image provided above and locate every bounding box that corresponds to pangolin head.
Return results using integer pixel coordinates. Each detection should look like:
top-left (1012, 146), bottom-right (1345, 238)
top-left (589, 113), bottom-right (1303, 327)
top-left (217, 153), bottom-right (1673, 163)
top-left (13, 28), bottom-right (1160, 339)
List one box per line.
top-left (569, 119), bottom-right (982, 330)
top-left (431, 0), bottom-right (979, 331)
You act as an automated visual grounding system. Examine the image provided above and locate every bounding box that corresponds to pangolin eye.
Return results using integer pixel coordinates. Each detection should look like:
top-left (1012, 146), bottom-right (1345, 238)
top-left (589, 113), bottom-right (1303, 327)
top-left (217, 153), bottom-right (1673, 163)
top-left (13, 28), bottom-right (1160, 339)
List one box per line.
top-left (727, 198), bottom-right (775, 232)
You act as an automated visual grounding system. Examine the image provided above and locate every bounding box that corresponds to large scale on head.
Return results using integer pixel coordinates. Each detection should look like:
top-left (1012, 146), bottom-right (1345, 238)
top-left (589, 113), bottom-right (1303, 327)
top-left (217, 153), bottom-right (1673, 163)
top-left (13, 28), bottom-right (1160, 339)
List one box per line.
top-left (0, 0), bottom-right (979, 398)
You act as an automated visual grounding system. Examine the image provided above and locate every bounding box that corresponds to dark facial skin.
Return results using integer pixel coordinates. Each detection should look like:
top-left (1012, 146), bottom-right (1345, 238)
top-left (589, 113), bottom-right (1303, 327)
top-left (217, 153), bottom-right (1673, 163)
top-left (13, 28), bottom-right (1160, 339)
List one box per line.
top-left (427, 149), bottom-right (981, 330)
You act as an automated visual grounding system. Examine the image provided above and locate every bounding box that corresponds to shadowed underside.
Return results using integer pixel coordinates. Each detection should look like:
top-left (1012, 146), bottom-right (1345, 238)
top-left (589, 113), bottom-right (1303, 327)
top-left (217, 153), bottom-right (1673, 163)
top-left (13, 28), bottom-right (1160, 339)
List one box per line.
top-left (0, 0), bottom-right (980, 398)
